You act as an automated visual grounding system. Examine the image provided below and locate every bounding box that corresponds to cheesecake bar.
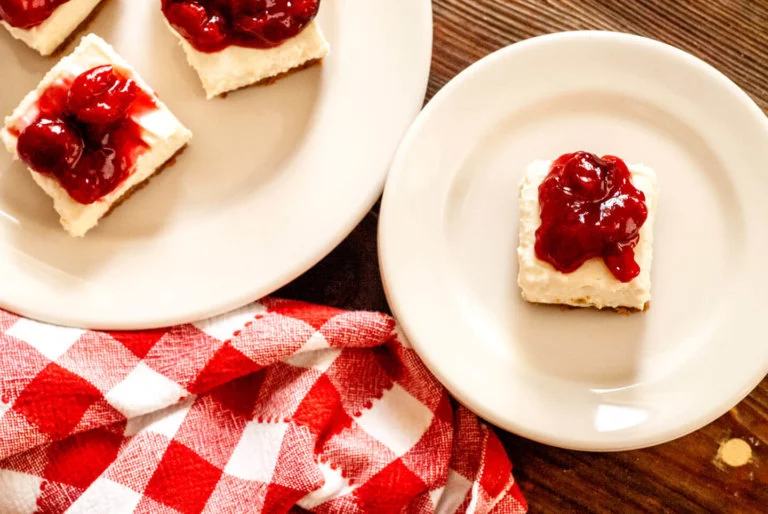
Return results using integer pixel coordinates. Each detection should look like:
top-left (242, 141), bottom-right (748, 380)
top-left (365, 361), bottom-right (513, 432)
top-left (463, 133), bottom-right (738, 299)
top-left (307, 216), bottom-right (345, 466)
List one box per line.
top-left (161, 0), bottom-right (329, 99)
top-left (1, 34), bottom-right (193, 237)
top-left (0, 0), bottom-right (105, 56)
top-left (517, 156), bottom-right (658, 311)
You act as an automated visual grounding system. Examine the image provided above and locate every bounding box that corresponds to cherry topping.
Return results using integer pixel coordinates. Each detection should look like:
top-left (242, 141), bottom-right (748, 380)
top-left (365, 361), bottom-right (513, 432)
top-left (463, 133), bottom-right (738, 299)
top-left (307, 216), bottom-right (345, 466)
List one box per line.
top-left (535, 152), bottom-right (649, 282)
top-left (162, 0), bottom-right (321, 53)
top-left (56, 148), bottom-right (121, 204)
top-left (17, 119), bottom-right (83, 175)
top-left (14, 66), bottom-right (156, 204)
top-left (0, 0), bottom-right (69, 29)
top-left (67, 66), bottom-right (138, 125)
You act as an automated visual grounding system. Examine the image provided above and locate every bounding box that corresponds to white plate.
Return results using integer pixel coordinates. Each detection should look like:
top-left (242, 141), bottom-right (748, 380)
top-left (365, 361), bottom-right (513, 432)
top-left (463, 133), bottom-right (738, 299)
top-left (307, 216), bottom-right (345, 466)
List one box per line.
top-left (380, 32), bottom-right (768, 451)
top-left (0, 0), bottom-right (432, 329)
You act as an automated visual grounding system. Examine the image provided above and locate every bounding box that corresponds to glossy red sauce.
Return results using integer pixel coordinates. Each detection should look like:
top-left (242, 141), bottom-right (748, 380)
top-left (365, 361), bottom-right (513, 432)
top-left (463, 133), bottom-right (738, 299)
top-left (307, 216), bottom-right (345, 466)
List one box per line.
top-left (535, 151), bottom-right (648, 282)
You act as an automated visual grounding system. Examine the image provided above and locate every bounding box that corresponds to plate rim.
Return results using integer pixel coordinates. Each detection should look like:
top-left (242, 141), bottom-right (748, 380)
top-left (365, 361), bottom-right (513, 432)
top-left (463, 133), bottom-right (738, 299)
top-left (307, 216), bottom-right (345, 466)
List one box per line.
top-left (379, 30), bottom-right (768, 451)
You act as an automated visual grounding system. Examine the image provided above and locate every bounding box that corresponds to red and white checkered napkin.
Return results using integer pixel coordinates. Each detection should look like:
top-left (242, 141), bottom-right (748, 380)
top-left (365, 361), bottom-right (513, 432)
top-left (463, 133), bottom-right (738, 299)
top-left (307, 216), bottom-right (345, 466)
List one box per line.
top-left (0, 298), bottom-right (526, 513)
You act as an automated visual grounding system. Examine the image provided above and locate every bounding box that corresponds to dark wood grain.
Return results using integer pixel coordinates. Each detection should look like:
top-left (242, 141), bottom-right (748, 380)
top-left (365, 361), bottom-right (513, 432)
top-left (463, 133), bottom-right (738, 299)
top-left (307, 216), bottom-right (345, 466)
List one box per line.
top-left (280, 1), bottom-right (768, 511)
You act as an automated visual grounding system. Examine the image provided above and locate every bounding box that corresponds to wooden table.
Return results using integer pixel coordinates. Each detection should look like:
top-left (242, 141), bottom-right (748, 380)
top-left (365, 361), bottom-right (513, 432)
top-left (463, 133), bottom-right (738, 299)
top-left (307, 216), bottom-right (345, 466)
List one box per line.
top-left (280, 1), bottom-right (768, 511)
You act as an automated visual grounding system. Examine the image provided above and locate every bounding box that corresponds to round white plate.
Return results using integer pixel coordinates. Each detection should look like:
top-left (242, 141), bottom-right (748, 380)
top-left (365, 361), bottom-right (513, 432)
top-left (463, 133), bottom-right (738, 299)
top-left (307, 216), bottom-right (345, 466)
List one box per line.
top-left (0, 0), bottom-right (432, 329)
top-left (380, 32), bottom-right (768, 451)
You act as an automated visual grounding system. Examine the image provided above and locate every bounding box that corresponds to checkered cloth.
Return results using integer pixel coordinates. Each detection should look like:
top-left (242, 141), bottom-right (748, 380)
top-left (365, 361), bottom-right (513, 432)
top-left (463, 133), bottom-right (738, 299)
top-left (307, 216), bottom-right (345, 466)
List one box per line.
top-left (0, 298), bottom-right (526, 513)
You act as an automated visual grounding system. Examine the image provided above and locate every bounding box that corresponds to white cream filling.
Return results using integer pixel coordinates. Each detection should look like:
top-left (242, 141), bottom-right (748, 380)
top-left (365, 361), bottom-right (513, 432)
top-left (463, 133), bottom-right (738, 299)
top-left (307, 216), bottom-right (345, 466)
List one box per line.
top-left (1, 0), bottom-right (104, 56)
top-left (1, 34), bottom-right (193, 237)
top-left (517, 159), bottom-right (658, 310)
top-left (164, 19), bottom-right (330, 99)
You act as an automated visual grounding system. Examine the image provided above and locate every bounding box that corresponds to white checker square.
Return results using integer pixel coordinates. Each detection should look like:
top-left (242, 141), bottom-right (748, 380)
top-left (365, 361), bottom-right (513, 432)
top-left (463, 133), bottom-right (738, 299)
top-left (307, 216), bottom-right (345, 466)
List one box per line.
top-left (66, 478), bottom-right (142, 514)
top-left (193, 302), bottom-right (267, 341)
top-left (106, 363), bottom-right (188, 419)
top-left (224, 420), bottom-right (289, 482)
top-left (6, 318), bottom-right (84, 360)
top-left (124, 396), bottom-right (195, 437)
top-left (355, 383), bottom-right (434, 457)
top-left (0, 399), bottom-right (9, 419)
top-left (435, 470), bottom-right (472, 514)
top-left (297, 461), bottom-right (357, 510)
top-left (0, 470), bottom-right (43, 514)
top-left (285, 332), bottom-right (341, 372)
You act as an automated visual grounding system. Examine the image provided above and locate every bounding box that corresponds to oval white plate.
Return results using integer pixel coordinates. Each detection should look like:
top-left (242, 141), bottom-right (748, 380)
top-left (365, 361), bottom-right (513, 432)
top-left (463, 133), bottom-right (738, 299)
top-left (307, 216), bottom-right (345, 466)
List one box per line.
top-left (0, 0), bottom-right (432, 329)
top-left (380, 32), bottom-right (768, 451)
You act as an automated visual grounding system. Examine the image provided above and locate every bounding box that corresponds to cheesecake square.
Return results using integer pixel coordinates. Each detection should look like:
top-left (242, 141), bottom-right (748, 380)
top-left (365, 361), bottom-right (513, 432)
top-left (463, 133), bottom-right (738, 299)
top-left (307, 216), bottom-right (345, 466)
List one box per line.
top-left (164, 19), bottom-right (329, 99)
top-left (517, 159), bottom-right (658, 311)
top-left (1, 0), bottom-right (105, 56)
top-left (1, 34), bottom-right (193, 237)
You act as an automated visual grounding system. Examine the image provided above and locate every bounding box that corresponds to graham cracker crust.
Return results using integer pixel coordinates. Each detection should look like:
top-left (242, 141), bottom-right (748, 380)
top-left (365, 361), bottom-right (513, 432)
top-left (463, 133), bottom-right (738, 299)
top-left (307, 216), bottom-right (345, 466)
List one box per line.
top-left (103, 144), bottom-right (188, 220)
top-left (218, 58), bottom-right (323, 99)
top-left (554, 301), bottom-right (650, 315)
top-left (48, 0), bottom-right (109, 57)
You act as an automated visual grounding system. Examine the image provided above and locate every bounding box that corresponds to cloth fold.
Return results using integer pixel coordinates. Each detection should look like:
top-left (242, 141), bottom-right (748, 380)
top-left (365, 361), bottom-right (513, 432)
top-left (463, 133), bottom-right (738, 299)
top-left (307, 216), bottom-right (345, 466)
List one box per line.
top-left (0, 298), bottom-right (526, 513)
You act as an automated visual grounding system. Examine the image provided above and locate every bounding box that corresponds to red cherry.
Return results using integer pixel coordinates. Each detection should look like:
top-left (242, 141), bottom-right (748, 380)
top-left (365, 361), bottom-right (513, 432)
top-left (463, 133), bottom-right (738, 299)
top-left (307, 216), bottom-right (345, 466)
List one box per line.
top-left (165, 1), bottom-right (227, 51)
top-left (562, 152), bottom-right (611, 201)
top-left (67, 65), bottom-right (137, 125)
top-left (56, 148), bottom-right (124, 204)
top-left (17, 118), bottom-right (83, 175)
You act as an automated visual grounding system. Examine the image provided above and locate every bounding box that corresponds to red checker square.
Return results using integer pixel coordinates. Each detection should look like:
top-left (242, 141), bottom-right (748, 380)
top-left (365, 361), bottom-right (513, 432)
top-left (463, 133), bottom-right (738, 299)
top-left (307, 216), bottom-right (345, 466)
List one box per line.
top-left (188, 341), bottom-right (263, 395)
top-left (173, 391), bottom-right (251, 469)
top-left (143, 325), bottom-right (223, 390)
top-left (108, 328), bottom-right (169, 359)
top-left (270, 424), bottom-right (323, 491)
top-left (0, 409), bottom-right (51, 461)
top-left (400, 416), bottom-right (453, 487)
top-left (144, 440), bottom-right (224, 514)
top-left (354, 459), bottom-right (427, 513)
top-left (293, 374), bottom-right (353, 453)
top-left (479, 427), bottom-right (514, 499)
top-left (58, 332), bottom-right (141, 392)
top-left (208, 371), bottom-right (265, 419)
top-left (230, 314), bottom-right (314, 366)
top-left (103, 431), bottom-right (173, 494)
top-left (0, 333), bottom-right (49, 404)
top-left (262, 298), bottom-right (343, 329)
top-left (320, 423), bottom-right (396, 484)
top-left (263, 483), bottom-right (310, 514)
top-left (320, 311), bottom-right (396, 349)
top-left (43, 427), bottom-right (123, 489)
top-left (201, 473), bottom-right (268, 514)
top-left (36, 481), bottom-right (86, 513)
top-left (450, 406), bottom-right (484, 479)
top-left (403, 491), bottom-right (434, 514)
top-left (253, 363), bottom-right (321, 420)
top-left (13, 362), bottom-right (103, 440)
top-left (325, 350), bottom-right (393, 415)
top-left (381, 343), bottom-right (444, 412)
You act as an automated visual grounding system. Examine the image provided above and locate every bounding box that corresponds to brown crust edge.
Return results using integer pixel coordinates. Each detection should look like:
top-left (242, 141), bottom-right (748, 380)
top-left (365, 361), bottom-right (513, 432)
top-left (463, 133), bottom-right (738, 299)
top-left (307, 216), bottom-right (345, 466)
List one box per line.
top-left (523, 299), bottom-right (650, 314)
top-left (102, 144), bottom-right (188, 220)
top-left (47, 0), bottom-right (109, 58)
top-left (218, 58), bottom-right (323, 99)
